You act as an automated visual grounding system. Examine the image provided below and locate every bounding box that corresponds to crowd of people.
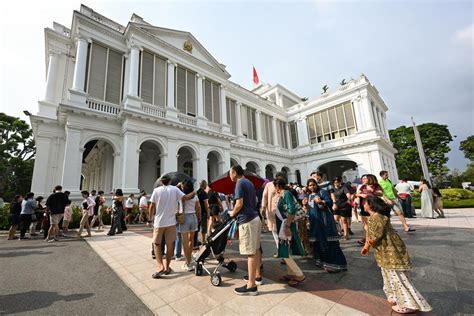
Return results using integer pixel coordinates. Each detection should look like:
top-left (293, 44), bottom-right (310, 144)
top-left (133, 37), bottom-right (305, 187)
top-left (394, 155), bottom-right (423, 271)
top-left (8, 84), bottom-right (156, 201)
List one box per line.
top-left (7, 167), bottom-right (435, 314)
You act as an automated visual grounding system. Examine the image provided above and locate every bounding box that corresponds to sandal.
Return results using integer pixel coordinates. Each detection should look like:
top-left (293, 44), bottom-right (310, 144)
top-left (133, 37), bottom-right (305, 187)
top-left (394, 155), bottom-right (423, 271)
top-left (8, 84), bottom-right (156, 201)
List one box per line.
top-left (279, 275), bottom-right (293, 282)
top-left (288, 277), bottom-right (306, 286)
top-left (404, 228), bottom-right (416, 232)
top-left (151, 270), bottom-right (164, 279)
top-left (392, 305), bottom-right (417, 314)
top-left (163, 268), bottom-right (172, 275)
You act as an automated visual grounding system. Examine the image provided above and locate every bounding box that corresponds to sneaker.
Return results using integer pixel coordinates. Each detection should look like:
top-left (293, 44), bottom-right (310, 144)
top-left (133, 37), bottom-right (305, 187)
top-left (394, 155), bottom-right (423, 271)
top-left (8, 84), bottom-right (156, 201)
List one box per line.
top-left (47, 238), bottom-right (56, 243)
top-left (243, 275), bottom-right (263, 285)
top-left (234, 284), bottom-right (258, 296)
top-left (182, 263), bottom-right (189, 271)
top-left (175, 256), bottom-right (183, 262)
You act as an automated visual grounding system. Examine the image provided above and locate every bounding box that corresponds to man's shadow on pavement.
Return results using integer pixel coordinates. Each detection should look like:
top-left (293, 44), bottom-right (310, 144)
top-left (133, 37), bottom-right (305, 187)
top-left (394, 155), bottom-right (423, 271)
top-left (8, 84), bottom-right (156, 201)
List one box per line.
top-left (0, 291), bottom-right (93, 314)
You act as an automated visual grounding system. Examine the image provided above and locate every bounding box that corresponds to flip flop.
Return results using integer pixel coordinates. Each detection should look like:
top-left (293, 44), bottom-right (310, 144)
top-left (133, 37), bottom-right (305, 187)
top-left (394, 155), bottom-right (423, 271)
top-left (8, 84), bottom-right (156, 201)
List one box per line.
top-left (392, 305), bottom-right (417, 314)
top-left (152, 269), bottom-right (165, 279)
top-left (288, 277), bottom-right (306, 286)
top-left (163, 268), bottom-right (173, 275)
top-left (279, 275), bottom-right (293, 282)
top-left (404, 228), bottom-right (416, 232)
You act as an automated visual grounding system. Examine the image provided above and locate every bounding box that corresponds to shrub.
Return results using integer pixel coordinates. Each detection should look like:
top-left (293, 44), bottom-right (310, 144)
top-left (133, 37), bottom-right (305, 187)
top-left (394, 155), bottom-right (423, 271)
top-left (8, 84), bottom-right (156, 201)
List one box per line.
top-left (1, 203), bottom-right (10, 230)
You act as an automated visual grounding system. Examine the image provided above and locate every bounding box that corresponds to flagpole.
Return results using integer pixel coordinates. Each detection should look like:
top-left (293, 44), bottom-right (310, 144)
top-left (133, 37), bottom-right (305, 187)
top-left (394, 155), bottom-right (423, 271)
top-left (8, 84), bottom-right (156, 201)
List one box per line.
top-left (411, 117), bottom-right (431, 185)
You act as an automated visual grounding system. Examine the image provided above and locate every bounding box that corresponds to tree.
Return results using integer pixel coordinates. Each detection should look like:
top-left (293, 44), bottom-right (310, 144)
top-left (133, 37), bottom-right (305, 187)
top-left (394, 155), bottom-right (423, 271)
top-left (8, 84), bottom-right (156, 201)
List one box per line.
top-left (0, 113), bottom-right (36, 201)
top-left (460, 135), bottom-right (474, 161)
top-left (389, 123), bottom-right (453, 182)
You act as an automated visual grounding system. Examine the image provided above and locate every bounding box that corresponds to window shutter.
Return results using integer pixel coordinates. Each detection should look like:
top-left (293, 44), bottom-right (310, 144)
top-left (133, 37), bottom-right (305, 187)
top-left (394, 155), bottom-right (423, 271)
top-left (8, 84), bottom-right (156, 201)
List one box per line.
top-left (315, 112), bottom-right (323, 137)
top-left (176, 67), bottom-right (186, 113)
top-left (140, 51), bottom-right (154, 104)
top-left (336, 105), bottom-right (346, 128)
top-left (344, 102), bottom-right (355, 127)
top-left (307, 115), bottom-right (316, 138)
top-left (249, 109), bottom-right (256, 140)
top-left (328, 107), bottom-right (338, 132)
top-left (105, 49), bottom-right (122, 104)
top-left (88, 43), bottom-right (107, 100)
top-left (226, 98), bottom-right (231, 128)
top-left (212, 82), bottom-right (220, 123)
top-left (154, 56), bottom-right (166, 106)
top-left (204, 80), bottom-right (212, 121)
top-left (186, 71), bottom-right (196, 115)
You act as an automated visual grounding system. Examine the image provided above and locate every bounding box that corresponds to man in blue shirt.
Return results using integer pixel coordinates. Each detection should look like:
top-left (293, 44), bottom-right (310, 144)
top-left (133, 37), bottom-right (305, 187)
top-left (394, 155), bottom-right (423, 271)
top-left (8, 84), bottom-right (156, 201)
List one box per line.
top-left (228, 165), bottom-right (261, 296)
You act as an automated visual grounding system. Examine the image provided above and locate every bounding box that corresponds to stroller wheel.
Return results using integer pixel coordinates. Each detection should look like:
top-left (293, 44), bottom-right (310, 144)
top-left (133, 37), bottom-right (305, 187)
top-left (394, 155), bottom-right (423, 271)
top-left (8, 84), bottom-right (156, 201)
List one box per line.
top-left (195, 263), bottom-right (203, 276)
top-left (226, 261), bottom-right (237, 272)
top-left (210, 273), bottom-right (222, 286)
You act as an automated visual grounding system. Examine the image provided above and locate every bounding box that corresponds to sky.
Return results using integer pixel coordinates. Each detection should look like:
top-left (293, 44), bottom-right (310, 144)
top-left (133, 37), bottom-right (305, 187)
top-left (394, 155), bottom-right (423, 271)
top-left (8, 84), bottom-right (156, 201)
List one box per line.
top-left (0, 0), bottom-right (472, 171)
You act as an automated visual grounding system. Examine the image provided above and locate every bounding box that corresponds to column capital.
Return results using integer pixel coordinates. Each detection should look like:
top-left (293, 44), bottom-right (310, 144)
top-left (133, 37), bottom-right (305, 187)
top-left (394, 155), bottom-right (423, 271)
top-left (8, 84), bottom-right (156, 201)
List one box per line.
top-left (75, 34), bottom-right (90, 43)
top-left (272, 116), bottom-right (277, 122)
top-left (256, 110), bottom-right (261, 115)
top-left (48, 49), bottom-right (62, 57)
top-left (196, 73), bottom-right (205, 80)
top-left (167, 59), bottom-right (178, 67)
top-left (79, 147), bottom-right (86, 153)
top-left (236, 101), bottom-right (242, 107)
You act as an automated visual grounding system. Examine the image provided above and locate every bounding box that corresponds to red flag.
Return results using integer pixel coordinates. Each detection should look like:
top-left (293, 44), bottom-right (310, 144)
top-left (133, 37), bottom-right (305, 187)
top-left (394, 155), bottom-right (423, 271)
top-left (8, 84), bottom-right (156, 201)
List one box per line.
top-left (253, 66), bottom-right (260, 85)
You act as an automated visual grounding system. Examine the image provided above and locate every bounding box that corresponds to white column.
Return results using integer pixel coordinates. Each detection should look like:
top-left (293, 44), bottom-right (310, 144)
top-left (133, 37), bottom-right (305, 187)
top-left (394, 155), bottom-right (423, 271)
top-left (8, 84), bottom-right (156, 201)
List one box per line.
top-left (121, 131), bottom-right (140, 194)
top-left (361, 96), bottom-right (375, 130)
top-left (44, 50), bottom-right (60, 102)
top-left (352, 98), bottom-right (365, 131)
top-left (377, 110), bottom-right (384, 136)
top-left (220, 85), bottom-right (230, 133)
top-left (255, 110), bottom-right (264, 146)
top-left (112, 152), bottom-right (121, 191)
top-left (272, 117), bottom-right (279, 147)
top-left (166, 60), bottom-right (178, 120)
top-left (31, 136), bottom-right (51, 195)
top-left (128, 46), bottom-right (140, 97)
top-left (72, 37), bottom-right (89, 92)
top-left (285, 122), bottom-right (291, 149)
top-left (62, 127), bottom-right (83, 194)
top-left (123, 45), bottom-right (141, 109)
top-left (196, 74), bottom-right (206, 126)
top-left (296, 117), bottom-right (309, 146)
top-left (197, 145), bottom-right (208, 182)
top-left (222, 149), bottom-right (231, 173)
top-left (163, 138), bottom-right (178, 173)
top-left (235, 102), bottom-right (244, 141)
top-left (94, 167), bottom-right (100, 190)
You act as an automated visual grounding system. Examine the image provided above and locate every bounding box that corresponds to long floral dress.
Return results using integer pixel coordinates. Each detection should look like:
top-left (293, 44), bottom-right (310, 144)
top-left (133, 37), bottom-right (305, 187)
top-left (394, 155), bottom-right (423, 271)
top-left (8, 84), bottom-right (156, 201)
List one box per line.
top-left (368, 213), bottom-right (432, 312)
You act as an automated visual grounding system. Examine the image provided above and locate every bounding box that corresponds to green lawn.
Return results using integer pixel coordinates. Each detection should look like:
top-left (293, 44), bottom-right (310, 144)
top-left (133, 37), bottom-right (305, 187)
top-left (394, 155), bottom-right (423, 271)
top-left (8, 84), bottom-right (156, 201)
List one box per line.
top-left (413, 199), bottom-right (474, 209)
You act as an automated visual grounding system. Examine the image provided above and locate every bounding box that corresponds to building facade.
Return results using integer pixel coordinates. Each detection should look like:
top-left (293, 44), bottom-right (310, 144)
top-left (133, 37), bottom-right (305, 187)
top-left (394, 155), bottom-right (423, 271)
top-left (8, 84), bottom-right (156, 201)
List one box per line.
top-left (30, 5), bottom-right (398, 197)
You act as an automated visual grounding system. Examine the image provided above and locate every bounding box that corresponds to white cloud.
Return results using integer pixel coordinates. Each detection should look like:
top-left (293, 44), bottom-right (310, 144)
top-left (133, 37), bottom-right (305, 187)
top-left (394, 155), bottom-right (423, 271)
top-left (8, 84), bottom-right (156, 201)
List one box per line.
top-left (453, 23), bottom-right (474, 45)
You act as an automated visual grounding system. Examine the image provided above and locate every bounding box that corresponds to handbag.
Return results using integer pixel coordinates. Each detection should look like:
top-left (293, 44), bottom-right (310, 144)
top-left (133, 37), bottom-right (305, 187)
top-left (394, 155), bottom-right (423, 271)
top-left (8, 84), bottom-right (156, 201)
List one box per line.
top-left (281, 195), bottom-right (307, 222)
top-left (176, 211), bottom-right (185, 225)
top-left (228, 220), bottom-right (239, 240)
top-left (278, 240), bottom-right (290, 258)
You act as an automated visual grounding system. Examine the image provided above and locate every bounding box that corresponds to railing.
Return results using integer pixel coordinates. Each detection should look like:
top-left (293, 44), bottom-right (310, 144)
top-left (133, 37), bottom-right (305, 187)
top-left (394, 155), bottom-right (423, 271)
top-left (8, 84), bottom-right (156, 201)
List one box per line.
top-left (86, 98), bottom-right (121, 115)
top-left (207, 121), bottom-right (221, 132)
top-left (141, 103), bottom-right (166, 118)
top-left (178, 113), bottom-right (197, 126)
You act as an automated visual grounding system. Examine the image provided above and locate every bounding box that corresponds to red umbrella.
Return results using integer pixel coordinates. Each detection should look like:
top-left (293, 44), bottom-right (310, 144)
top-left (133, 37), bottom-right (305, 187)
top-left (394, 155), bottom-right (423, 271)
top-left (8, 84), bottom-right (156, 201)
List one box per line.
top-left (209, 170), bottom-right (266, 195)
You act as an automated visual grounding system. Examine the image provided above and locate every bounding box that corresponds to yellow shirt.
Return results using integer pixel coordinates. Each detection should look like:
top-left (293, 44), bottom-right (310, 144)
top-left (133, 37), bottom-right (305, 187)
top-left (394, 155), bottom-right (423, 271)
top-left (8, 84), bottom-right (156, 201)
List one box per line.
top-left (368, 213), bottom-right (411, 270)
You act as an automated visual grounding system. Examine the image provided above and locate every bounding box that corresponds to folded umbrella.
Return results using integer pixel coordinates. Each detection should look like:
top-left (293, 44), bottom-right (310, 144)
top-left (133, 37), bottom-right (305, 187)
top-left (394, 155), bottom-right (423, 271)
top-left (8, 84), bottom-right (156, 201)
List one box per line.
top-left (153, 171), bottom-right (194, 188)
top-left (209, 170), bottom-right (265, 195)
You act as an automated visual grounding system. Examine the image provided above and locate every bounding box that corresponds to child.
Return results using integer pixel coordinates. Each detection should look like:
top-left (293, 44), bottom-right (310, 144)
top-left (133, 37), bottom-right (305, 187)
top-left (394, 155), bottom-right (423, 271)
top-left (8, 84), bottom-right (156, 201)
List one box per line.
top-left (62, 200), bottom-right (72, 235)
top-left (361, 196), bottom-right (431, 314)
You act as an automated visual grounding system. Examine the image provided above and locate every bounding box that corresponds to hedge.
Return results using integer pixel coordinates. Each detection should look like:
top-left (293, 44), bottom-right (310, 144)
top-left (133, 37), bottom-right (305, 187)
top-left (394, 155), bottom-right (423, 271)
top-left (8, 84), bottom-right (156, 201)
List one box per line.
top-left (412, 188), bottom-right (474, 208)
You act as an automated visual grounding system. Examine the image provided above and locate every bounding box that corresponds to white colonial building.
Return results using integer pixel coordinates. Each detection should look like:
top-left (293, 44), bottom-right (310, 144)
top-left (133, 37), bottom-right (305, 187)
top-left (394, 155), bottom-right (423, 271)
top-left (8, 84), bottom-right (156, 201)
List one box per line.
top-left (30, 5), bottom-right (398, 197)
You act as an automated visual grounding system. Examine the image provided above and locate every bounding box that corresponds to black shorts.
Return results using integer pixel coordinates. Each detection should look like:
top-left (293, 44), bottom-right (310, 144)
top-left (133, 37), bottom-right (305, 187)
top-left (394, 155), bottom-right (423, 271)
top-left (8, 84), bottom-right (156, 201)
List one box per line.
top-left (9, 214), bottom-right (20, 226)
top-left (359, 205), bottom-right (370, 217)
top-left (334, 205), bottom-right (352, 217)
top-left (199, 212), bottom-right (208, 234)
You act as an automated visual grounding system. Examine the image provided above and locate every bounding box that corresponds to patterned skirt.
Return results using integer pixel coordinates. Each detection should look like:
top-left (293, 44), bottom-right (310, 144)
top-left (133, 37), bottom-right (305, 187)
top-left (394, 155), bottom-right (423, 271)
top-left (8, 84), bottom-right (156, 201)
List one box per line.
top-left (381, 268), bottom-right (432, 312)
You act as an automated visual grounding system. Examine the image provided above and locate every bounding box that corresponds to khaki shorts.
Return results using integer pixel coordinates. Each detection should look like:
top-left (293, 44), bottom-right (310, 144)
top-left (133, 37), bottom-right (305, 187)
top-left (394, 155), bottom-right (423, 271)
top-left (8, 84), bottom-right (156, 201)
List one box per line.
top-left (50, 213), bottom-right (63, 225)
top-left (153, 225), bottom-right (176, 245)
top-left (390, 198), bottom-right (402, 214)
top-left (238, 217), bottom-right (262, 255)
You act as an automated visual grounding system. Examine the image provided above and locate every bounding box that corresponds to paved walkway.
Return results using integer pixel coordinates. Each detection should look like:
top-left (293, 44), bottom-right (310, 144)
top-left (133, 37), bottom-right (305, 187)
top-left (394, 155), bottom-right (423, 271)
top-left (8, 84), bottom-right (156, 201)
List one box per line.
top-left (86, 231), bottom-right (367, 315)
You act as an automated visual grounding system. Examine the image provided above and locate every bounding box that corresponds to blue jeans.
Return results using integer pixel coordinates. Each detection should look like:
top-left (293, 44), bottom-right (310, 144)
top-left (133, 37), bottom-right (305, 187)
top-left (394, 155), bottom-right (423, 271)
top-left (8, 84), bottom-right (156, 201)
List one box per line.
top-left (174, 225), bottom-right (182, 258)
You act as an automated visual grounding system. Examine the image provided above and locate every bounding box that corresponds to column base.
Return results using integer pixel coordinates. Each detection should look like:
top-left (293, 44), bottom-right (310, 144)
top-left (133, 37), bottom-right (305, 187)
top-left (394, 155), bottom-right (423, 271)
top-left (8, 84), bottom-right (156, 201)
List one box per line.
top-left (166, 107), bottom-right (179, 121)
top-left (221, 123), bottom-right (231, 134)
top-left (257, 140), bottom-right (265, 148)
top-left (37, 100), bottom-right (58, 119)
top-left (67, 89), bottom-right (87, 107)
top-left (123, 95), bottom-right (142, 110)
top-left (197, 116), bottom-right (207, 127)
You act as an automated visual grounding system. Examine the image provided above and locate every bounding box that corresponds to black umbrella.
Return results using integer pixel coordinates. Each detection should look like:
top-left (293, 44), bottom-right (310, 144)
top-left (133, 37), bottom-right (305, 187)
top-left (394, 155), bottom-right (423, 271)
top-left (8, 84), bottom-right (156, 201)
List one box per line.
top-left (153, 171), bottom-right (194, 188)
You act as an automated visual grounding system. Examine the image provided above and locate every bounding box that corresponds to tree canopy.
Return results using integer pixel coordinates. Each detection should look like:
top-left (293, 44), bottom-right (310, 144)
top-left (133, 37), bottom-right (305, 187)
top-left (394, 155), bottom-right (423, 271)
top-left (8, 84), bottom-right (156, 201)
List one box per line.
top-left (0, 113), bottom-right (36, 201)
top-left (389, 123), bottom-right (453, 182)
top-left (459, 135), bottom-right (474, 161)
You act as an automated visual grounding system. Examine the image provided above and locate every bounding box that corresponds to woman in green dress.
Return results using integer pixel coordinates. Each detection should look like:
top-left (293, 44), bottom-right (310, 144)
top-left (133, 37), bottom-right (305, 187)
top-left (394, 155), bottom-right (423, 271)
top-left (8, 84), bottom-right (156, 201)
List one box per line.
top-left (361, 196), bottom-right (431, 314)
top-left (274, 177), bottom-right (306, 286)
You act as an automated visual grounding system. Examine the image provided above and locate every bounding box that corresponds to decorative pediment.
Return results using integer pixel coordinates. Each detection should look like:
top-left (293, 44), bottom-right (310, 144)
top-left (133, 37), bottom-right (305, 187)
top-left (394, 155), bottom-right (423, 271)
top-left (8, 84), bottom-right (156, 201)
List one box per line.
top-left (133, 23), bottom-right (228, 75)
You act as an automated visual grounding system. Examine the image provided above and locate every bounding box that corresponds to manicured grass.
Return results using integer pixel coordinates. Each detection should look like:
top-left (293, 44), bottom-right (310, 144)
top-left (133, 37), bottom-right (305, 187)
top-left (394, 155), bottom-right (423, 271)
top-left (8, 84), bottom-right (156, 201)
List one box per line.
top-left (413, 199), bottom-right (474, 209)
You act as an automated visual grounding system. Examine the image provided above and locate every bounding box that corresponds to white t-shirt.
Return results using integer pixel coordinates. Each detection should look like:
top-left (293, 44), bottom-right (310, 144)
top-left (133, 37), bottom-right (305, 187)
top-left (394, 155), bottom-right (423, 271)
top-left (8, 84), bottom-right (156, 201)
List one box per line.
top-left (181, 196), bottom-right (198, 214)
top-left (395, 182), bottom-right (414, 195)
top-left (139, 196), bottom-right (148, 208)
top-left (151, 186), bottom-right (185, 228)
top-left (125, 197), bottom-right (134, 208)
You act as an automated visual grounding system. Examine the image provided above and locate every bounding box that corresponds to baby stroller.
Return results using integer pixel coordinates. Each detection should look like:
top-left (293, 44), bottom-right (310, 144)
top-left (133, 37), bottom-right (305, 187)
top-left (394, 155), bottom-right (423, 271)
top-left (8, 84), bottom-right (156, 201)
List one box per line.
top-left (193, 214), bottom-right (237, 286)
